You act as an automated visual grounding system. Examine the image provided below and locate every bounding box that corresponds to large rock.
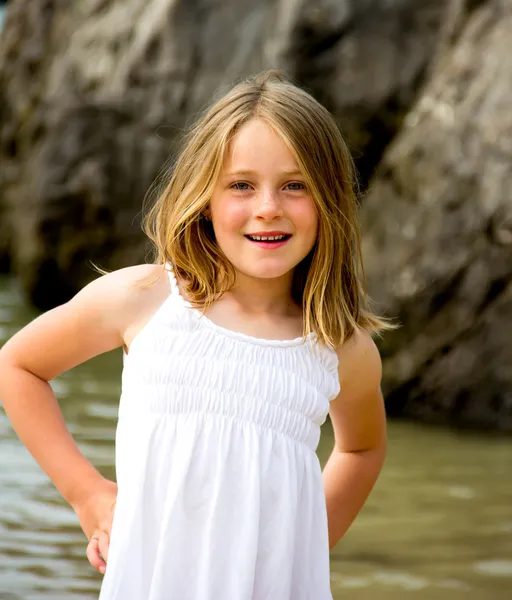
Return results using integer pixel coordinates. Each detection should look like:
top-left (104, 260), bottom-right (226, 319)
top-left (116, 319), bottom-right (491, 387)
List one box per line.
top-left (0, 0), bottom-right (451, 308)
top-left (361, 0), bottom-right (512, 431)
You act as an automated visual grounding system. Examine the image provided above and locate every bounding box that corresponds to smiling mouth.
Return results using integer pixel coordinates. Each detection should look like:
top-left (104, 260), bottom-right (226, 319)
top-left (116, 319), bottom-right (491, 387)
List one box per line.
top-left (244, 234), bottom-right (292, 243)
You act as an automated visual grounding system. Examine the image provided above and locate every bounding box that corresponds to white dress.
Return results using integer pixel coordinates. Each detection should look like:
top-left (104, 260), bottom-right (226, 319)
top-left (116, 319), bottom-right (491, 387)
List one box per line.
top-left (98, 266), bottom-right (340, 600)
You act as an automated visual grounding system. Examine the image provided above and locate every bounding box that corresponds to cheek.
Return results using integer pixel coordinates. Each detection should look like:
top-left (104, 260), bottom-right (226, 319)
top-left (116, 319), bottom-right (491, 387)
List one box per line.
top-left (294, 200), bottom-right (319, 237)
top-left (212, 199), bottom-right (247, 235)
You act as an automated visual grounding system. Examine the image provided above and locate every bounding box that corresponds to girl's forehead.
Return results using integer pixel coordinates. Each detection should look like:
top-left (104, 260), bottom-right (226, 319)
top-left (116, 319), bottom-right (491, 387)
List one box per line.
top-left (222, 120), bottom-right (301, 173)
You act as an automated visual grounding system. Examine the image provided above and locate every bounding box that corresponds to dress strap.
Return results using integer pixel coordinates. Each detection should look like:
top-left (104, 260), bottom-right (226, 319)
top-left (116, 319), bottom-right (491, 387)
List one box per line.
top-left (165, 262), bottom-right (179, 295)
top-left (165, 262), bottom-right (189, 307)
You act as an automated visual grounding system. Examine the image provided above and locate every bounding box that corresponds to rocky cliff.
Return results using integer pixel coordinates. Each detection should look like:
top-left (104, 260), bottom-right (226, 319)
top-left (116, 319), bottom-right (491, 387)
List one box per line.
top-left (0, 0), bottom-right (448, 305)
top-left (361, 0), bottom-right (512, 430)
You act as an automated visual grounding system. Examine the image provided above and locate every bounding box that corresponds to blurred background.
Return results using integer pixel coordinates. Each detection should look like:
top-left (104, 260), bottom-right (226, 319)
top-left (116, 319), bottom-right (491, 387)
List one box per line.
top-left (0, 0), bottom-right (511, 598)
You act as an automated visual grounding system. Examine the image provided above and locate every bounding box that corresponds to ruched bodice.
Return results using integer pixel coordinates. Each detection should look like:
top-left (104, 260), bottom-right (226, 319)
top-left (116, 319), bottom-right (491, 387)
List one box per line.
top-left (99, 265), bottom-right (340, 600)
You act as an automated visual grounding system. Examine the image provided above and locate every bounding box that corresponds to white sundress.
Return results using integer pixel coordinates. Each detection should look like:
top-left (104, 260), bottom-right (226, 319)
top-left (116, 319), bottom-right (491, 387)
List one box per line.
top-left (98, 265), bottom-right (340, 600)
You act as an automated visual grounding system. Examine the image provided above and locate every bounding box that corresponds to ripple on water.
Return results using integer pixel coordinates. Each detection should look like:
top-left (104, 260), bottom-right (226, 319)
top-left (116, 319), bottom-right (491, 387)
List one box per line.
top-left (84, 401), bottom-right (120, 420)
top-left (336, 575), bottom-right (370, 588)
top-left (49, 380), bottom-right (70, 398)
top-left (0, 467), bottom-right (49, 488)
top-left (447, 485), bottom-right (476, 499)
top-left (473, 560), bottom-right (512, 577)
top-left (436, 579), bottom-right (471, 590)
top-left (2, 500), bottom-right (77, 529)
top-left (0, 541), bottom-right (61, 558)
top-left (80, 380), bottom-right (105, 395)
top-left (373, 571), bottom-right (430, 590)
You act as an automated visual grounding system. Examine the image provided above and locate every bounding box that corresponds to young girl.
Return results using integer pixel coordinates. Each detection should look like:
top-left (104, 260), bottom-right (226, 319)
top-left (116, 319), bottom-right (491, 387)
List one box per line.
top-left (0, 71), bottom-right (388, 599)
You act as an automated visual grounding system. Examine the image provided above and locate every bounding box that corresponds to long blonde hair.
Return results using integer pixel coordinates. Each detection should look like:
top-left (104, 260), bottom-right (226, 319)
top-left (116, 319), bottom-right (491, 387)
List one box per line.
top-left (143, 70), bottom-right (393, 349)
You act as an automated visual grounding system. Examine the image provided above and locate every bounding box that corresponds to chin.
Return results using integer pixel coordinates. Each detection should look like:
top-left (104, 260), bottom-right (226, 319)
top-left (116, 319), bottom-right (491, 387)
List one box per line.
top-left (234, 262), bottom-right (297, 281)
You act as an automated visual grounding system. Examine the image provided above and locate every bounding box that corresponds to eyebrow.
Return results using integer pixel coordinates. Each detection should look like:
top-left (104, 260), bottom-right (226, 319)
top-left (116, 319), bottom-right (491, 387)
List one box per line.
top-left (224, 169), bottom-right (304, 177)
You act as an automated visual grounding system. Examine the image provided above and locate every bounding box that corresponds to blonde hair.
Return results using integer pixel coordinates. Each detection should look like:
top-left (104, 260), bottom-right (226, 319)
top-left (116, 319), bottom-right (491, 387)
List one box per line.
top-left (143, 70), bottom-right (394, 349)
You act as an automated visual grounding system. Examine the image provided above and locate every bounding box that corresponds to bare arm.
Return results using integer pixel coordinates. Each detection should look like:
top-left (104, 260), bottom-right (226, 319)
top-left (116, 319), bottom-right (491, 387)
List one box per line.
top-left (0, 263), bottom-right (167, 508)
top-left (0, 264), bottom-right (168, 572)
top-left (323, 330), bottom-right (387, 549)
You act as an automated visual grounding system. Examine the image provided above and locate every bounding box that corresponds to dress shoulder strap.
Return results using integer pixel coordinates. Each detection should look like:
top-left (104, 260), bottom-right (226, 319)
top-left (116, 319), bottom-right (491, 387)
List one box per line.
top-left (165, 262), bottom-right (187, 305)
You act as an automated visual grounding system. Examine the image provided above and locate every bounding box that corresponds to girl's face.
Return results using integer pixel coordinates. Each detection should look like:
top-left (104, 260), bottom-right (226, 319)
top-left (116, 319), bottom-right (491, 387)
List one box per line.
top-left (209, 119), bottom-right (318, 285)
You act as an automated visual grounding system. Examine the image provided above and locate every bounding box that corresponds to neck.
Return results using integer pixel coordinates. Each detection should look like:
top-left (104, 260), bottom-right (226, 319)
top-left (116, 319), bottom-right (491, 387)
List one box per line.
top-left (226, 270), bottom-right (297, 317)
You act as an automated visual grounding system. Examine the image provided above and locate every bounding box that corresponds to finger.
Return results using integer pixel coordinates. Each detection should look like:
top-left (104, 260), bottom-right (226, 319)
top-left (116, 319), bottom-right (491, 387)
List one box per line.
top-left (98, 529), bottom-right (110, 562)
top-left (86, 537), bottom-right (106, 574)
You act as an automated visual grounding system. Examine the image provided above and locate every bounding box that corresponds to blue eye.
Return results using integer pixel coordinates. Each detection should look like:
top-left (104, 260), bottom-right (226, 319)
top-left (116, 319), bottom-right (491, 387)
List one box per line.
top-left (285, 182), bottom-right (306, 191)
top-left (230, 182), bottom-right (251, 191)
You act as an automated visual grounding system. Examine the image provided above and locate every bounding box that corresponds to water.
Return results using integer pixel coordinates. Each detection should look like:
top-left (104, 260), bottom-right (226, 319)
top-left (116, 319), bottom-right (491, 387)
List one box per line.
top-left (0, 275), bottom-right (510, 599)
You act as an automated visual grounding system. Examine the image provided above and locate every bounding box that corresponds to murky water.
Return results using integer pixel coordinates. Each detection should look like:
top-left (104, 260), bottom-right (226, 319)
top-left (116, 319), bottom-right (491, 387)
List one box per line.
top-left (0, 276), bottom-right (511, 599)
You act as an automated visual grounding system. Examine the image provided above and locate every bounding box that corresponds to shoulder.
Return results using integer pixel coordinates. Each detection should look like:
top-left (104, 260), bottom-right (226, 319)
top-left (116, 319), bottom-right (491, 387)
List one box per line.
top-left (82, 263), bottom-right (166, 296)
top-left (73, 263), bottom-right (170, 336)
top-left (336, 328), bottom-right (382, 393)
top-left (0, 264), bottom-right (171, 380)
top-left (74, 263), bottom-right (168, 309)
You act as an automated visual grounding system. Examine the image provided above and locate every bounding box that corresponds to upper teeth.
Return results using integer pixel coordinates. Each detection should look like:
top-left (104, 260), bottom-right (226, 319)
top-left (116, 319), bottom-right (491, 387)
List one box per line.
top-left (248, 234), bottom-right (287, 241)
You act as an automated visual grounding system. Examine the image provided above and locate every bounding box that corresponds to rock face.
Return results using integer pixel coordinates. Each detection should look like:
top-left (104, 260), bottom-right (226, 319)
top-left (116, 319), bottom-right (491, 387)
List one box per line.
top-left (0, 0), bottom-right (449, 307)
top-left (361, 0), bottom-right (512, 431)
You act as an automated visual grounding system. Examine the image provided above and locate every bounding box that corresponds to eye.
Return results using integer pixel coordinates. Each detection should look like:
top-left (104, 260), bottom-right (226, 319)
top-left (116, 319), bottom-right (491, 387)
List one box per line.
top-left (230, 182), bottom-right (251, 191)
top-left (285, 182), bottom-right (306, 191)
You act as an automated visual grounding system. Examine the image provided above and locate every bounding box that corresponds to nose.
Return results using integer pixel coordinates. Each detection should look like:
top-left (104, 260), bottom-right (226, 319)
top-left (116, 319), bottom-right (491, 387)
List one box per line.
top-left (255, 187), bottom-right (283, 220)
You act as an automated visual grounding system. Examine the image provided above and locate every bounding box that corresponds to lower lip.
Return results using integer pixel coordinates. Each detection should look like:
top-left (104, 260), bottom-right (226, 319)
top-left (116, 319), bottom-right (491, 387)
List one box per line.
top-left (246, 237), bottom-right (291, 249)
